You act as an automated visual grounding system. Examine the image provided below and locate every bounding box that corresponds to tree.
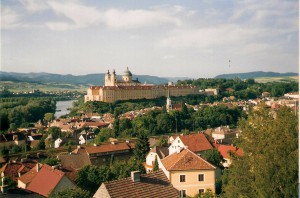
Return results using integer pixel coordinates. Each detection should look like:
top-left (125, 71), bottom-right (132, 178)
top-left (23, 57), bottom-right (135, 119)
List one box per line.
top-left (8, 123), bottom-right (17, 132)
top-left (67, 145), bottom-right (72, 153)
top-left (49, 187), bottom-right (90, 198)
top-left (222, 106), bottom-right (298, 197)
top-left (192, 189), bottom-right (215, 198)
top-left (36, 138), bottom-right (46, 150)
top-left (134, 131), bottom-right (150, 162)
top-left (76, 165), bottom-right (112, 193)
top-left (42, 157), bottom-right (60, 166)
top-left (201, 149), bottom-right (224, 167)
top-left (157, 136), bottom-right (168, 147)
top-left (44, 113), bottom-right (55, 123)
top-left (48, 126), bottom-right (61, 141)
top-left (153, 156), bottom-right (159, 171)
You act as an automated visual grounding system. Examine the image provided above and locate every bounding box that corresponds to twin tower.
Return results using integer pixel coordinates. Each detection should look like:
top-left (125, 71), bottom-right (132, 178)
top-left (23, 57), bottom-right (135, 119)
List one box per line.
top-left (104, 67), bottom-right (133, 86)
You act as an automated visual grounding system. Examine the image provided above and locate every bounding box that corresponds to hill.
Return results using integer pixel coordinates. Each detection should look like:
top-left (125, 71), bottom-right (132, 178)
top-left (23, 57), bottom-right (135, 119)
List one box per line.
top-left (0, 71), bottom-right (186, 86)
top-left (215, 71), bottom-right (298, 79)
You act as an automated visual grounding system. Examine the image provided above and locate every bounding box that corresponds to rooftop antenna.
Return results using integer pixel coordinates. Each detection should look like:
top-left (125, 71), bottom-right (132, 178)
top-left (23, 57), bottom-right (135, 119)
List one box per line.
top-left (228, 59), bottom-right (231, 67)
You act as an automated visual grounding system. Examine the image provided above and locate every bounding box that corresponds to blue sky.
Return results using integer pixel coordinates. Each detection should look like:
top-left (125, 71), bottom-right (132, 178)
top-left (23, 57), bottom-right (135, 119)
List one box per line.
top-left (1, 0), bottom-right (298, 78)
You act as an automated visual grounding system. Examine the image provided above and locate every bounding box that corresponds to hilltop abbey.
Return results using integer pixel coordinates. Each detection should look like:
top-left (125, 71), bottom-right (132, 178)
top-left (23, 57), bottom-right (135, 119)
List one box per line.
top-left (84, 67), bottom-right (199, 103)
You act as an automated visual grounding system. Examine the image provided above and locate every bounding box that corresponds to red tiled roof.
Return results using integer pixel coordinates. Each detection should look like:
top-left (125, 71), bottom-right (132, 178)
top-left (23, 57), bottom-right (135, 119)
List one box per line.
top-left (216, 144), bottom-right (243, 159)
top-left (94, 171), bottom-right (178, 198)
top-left (84, 121), bottom-right (108, 127)
top-left (0, 161), bottom-right (37, 182)
top-left (85, 142), bottom-right (131, 155)
top-left (27, 164), bottom-right (66, 197)
top-left (18, 164), bottom-right (43, 186)
top-left (179, 133), bottom-right (213, 153)
top-left (161, 149), bottom-right (215, 171)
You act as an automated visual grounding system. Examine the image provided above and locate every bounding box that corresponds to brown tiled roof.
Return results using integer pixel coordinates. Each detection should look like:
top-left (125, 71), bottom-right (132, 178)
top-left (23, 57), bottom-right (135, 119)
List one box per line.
top-left (85, 142), bottom-right (131, 155)
top-left (161, 149), bottom-right (215, 171)
top-left (60, 166), bottom-right (77, 182)
top-left (27, 164), bottom-right (66, 197)
top-left (0, 161), bottom-right (37, 182)
top-left (18, 164), bottom-right (43, 186)
top-left (94, 171), bottom-right (178, 198)
top-left (58, 149), bottom-right (91, 170)
top-left (179, 133), bottom-right (213, 153)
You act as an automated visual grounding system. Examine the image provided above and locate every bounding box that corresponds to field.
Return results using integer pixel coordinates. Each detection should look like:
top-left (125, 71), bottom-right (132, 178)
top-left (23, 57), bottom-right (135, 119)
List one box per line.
top-left (0, 81), bottom-right (88, 92)
top-left (254, 76), bottom-right (298, 83)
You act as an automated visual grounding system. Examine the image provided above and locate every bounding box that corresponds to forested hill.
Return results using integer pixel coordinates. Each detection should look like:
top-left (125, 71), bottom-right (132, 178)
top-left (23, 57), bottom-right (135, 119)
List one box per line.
top-left (0, 71), bottom-right (188, 85)
top-left (215, 71), bottom-right (298, 79)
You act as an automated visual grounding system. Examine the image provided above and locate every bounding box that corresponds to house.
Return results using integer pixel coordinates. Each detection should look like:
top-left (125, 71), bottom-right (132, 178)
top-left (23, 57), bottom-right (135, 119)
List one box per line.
top-left (18, 163), bottom-right (43, 189)
top-left (284, 92), bottom-right (299, 99)
top-left (85, 141), bottom-right (134, 166)
top-left (54, 138), bottom-right (63, 148)
top-left (93, 171), bottom-right (178, 198)
top-left (27, 133), bottom-right (43, 148)
top-left (58, 147), bottom-right (91, 171)
top-left (78, 130), bottom-right (95, 145)
top-left (0, 132), bottom-right (26, 149)
top-left (168, 133), bottom-right (213, 155)
top-left (27, 164), bottom-right (76, 197)
top-left (0, 161), bottom-right (37, 182)
top-left (262, 92), bottom-right (270, 98)
top-left (145, 146), bottom-right (169, 172)
top-left (211, 126), bottom-right (240, 144)
top-left (215, 144), bottom-right (243, 168)
top-left (160, 148), bottom-right (216, 197)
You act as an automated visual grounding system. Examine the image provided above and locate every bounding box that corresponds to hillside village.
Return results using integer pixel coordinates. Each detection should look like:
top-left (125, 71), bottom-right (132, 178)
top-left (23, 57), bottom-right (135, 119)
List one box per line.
top-left (0, 87), bottom-right (298, 197)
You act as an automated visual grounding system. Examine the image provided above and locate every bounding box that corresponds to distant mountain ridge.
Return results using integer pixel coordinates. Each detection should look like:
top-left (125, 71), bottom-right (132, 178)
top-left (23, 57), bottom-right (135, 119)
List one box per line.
top-left (215, 71), bottom-right (298, 79)
top-left (0, 71), bottom-right (188, 86)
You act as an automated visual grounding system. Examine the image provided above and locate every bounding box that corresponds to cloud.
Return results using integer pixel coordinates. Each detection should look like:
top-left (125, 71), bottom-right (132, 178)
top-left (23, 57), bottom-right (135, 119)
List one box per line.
top-left (160, 24), bottom-right (266, 49)
top-left (46, 1), bottom-right (102, 30)
top-left (102, 8), bottom-right (181, 29)
top-left (19, 0), bottom-right (48, 12)
top-left (1, 7), bottom-right (21, 29)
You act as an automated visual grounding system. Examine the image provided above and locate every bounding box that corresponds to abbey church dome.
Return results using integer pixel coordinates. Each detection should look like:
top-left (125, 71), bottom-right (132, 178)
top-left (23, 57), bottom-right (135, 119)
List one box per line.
top-left (123, 67), bottom-right (132, 77)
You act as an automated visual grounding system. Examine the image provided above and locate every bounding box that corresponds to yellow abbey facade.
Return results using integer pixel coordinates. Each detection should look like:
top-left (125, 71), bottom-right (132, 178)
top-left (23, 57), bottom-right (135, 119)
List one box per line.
top-left (84, 67), bottom-right (199, 103)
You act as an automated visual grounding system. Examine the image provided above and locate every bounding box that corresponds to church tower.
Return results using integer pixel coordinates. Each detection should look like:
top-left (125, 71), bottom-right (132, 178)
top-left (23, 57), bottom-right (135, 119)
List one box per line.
top-left (166, 89), bottom-right (172, 112)
top-left (111, 69), bottom-right (117, 86)
top-left (105, 70), bottom-right (111, 86)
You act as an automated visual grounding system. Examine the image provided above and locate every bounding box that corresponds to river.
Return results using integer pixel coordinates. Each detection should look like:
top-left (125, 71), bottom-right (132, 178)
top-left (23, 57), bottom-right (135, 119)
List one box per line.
top-left (55, 100), bottom-right (76, 118)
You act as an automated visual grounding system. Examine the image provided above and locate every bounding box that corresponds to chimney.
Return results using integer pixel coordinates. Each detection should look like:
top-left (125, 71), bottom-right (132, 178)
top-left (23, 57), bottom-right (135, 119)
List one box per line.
top-left (77, 145), bottom-right (81, 149)
top-left (36, 163), bottom-right (40, 172)
top-left (131, 171), bottom-right (140, 182)
top-left (111, 141), bottom-right (115, 145)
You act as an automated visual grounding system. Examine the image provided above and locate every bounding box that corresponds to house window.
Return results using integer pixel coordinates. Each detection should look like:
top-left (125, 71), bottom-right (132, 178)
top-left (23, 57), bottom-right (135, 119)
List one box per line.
top-left (199, 189), bottom-right (205, 194)
top-left (178, 140), bottom-right (180, 143)
top-left (179, 190), bottom-right (186, 198)
top-left (180, 175), bottom-right (186, 182)
top-left (198, 174), bottom-right (204, 181)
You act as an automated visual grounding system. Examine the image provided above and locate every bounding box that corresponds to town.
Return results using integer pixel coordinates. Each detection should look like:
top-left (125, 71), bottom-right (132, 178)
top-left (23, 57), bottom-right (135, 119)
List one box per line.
top-left (0, 68), bottom-right (298, 198)
top-left (1, 1), bottom-right (298, 197)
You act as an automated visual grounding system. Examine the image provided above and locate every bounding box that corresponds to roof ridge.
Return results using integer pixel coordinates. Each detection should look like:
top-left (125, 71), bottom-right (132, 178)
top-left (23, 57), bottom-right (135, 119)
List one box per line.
top-left (187, 148), bottom-right (216, 169)
top-left (167, 149), bottom-right (187, 170)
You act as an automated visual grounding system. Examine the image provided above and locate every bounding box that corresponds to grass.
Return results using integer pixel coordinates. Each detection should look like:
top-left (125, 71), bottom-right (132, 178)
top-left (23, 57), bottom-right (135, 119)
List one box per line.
top-left (255, 76), bottom-right (298, 83)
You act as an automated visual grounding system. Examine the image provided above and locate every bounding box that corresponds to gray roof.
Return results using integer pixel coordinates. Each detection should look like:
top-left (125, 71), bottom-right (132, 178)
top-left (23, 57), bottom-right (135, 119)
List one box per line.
top-left (94, 171), bottom-right (178, 198)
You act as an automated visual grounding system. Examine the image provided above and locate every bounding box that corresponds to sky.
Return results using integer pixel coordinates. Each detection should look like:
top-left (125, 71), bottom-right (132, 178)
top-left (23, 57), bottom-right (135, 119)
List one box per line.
top-left (1, 0), bottom-right (298, 78)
